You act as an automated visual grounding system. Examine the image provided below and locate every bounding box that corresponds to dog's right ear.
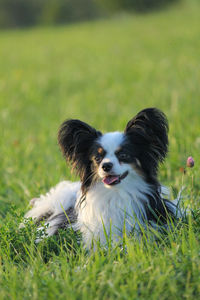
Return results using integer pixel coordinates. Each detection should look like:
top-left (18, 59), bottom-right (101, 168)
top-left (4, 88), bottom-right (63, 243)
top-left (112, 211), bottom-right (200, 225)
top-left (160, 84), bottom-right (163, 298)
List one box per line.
top-left (58, 119), bottom-right (101, 172)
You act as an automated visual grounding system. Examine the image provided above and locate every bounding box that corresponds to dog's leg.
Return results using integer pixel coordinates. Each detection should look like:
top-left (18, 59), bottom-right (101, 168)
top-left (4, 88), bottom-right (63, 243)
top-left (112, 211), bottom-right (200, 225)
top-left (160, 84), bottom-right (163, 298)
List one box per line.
top-left (20, 181), bottom-right (81, 226)
top-left (35, 207), bottom-right (78, 242)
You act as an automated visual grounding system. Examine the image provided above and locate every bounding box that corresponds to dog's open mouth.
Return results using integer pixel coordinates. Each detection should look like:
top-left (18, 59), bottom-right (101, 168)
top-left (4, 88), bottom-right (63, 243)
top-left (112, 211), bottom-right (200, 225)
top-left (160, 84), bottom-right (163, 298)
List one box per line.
top-left (102, 171), bottom-right (129, 186)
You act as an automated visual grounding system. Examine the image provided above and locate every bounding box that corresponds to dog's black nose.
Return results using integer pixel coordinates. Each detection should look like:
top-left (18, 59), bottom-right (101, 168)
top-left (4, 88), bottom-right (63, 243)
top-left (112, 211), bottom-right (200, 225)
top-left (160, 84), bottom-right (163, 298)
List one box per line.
top-left (102, 162), bottom-right (113, 172)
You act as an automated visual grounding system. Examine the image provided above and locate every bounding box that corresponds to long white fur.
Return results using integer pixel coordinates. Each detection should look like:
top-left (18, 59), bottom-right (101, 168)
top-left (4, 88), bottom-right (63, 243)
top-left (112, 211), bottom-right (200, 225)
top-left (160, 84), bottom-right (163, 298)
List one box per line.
top-left (24, 181), bottom-right (81, 221)
top-left (76, 171), bottom-right (153, 247)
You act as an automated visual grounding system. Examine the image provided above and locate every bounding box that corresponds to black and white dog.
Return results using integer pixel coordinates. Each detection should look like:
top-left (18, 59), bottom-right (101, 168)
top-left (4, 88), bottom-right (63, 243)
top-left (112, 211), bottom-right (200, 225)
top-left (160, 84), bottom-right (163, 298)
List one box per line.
top-left (23, 108), bottom-right (179, 247)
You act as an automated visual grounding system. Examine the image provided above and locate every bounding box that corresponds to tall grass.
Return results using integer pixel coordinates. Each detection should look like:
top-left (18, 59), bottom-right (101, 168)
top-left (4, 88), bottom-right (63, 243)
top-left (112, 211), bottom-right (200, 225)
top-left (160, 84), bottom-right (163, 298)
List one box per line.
top-left (0, 1), bottom-right (200, 298)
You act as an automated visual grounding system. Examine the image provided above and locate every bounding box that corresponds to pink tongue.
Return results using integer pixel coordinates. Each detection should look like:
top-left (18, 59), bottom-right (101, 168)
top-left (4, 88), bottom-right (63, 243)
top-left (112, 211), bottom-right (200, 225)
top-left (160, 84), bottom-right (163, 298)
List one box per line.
top-left (103, 175), bottom-right (119, 185)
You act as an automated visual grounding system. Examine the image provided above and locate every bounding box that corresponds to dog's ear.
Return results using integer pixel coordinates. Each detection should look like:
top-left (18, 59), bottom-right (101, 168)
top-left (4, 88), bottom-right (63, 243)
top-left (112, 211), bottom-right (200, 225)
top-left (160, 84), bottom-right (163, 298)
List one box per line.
top-left (124, 108), bottom-right (168, 168)
top-left (58, 119), bottom-right (101, 174)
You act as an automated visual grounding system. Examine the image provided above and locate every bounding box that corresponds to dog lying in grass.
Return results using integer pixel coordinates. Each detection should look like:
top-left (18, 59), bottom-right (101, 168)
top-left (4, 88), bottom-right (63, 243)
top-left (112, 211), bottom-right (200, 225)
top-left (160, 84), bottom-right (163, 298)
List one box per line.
top-left (22, 108), bottom-right (180, 248)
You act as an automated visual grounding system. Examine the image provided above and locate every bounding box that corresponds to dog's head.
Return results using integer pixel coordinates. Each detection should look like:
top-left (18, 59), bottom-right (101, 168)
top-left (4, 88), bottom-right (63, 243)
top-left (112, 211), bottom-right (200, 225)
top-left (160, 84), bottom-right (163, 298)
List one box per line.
top-left (58, 108), bottom-right (168, 193)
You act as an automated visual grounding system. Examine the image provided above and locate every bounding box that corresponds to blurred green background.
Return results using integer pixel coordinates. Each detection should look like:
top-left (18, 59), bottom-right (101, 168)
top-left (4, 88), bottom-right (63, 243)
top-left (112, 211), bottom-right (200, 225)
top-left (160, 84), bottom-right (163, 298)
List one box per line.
top-left (0, 0), bottom-right (179, 28)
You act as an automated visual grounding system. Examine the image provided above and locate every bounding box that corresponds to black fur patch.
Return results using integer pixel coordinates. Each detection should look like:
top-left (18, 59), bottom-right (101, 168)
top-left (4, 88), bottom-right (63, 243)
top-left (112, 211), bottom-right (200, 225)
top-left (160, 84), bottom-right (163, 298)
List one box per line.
top-left (48, 207), bottom-right (77, 229)
top-left (58, 119), bottom-right (102, 193)
top-left (144, 190), bottom-right (175, 224)
top-left (124, 108), bottom-right (168, 183)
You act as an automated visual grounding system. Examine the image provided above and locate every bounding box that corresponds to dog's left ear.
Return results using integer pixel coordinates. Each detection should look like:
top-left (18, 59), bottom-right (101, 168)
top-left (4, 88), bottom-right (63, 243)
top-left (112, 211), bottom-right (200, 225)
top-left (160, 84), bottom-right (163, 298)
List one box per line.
top-left (124, 108), bottom-right (168, 164)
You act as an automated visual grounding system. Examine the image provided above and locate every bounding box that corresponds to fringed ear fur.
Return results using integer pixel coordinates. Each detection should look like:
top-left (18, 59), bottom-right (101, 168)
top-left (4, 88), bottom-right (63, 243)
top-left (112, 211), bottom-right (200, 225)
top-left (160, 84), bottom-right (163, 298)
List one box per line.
top-left (124, 108), bottom-right (169, 176)
top-left (58, 119), bottom-right (102, 181)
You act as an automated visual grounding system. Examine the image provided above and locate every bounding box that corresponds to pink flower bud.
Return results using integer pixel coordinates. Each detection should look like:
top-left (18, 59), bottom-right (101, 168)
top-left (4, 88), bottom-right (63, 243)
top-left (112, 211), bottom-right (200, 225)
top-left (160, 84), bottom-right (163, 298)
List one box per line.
top-left (186, 156), bottom-right (194, 168)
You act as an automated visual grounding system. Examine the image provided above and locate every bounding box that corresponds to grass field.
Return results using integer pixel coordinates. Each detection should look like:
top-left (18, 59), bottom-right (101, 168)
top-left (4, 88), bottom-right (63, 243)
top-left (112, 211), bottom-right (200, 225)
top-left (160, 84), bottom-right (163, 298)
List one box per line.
top-left (1, 0), bottom-right (200, 299)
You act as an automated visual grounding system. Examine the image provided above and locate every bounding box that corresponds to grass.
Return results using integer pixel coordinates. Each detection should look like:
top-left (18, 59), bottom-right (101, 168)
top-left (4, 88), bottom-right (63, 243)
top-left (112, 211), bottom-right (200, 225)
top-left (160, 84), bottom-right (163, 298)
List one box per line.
top-left (1, 0), bottom-right (200, 298)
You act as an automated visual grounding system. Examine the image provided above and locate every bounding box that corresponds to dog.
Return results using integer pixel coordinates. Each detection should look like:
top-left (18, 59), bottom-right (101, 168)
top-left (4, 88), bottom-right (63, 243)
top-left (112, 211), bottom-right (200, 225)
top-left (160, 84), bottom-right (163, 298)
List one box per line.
top-left (23, 108), bottom-right (179, 248)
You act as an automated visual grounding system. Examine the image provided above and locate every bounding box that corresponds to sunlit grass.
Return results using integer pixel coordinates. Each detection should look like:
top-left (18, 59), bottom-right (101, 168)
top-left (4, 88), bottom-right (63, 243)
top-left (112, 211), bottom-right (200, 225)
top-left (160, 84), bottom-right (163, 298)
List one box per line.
top-left (0, 1), bottom-right (200, 299)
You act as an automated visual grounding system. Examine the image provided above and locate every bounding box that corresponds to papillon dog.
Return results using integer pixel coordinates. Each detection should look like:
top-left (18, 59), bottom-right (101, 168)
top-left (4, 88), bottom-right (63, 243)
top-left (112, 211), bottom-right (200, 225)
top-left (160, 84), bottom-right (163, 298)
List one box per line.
top-left (23, 108), bottom-right (179, 248)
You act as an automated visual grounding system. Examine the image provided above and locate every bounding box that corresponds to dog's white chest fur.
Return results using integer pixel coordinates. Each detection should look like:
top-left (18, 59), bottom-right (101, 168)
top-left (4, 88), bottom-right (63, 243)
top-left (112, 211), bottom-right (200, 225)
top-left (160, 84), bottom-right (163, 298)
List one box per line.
top-left (76, 175), bottom-right (150, 247)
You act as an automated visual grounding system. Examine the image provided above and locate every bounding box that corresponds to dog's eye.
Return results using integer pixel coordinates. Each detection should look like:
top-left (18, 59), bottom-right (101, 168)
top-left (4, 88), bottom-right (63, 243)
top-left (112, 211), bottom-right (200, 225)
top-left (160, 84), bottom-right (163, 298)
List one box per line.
top-left (94, 155), bottom-right (102, 164)
top-left (94, 147), bottom-right (106, 164)
top-left (117, 152), bottom-right (130, 161)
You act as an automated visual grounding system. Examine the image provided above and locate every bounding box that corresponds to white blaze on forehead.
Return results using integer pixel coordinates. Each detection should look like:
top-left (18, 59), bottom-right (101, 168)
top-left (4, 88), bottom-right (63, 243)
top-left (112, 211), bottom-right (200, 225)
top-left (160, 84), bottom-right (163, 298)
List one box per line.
top-left (98, 132), bottom-right (124, 153)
